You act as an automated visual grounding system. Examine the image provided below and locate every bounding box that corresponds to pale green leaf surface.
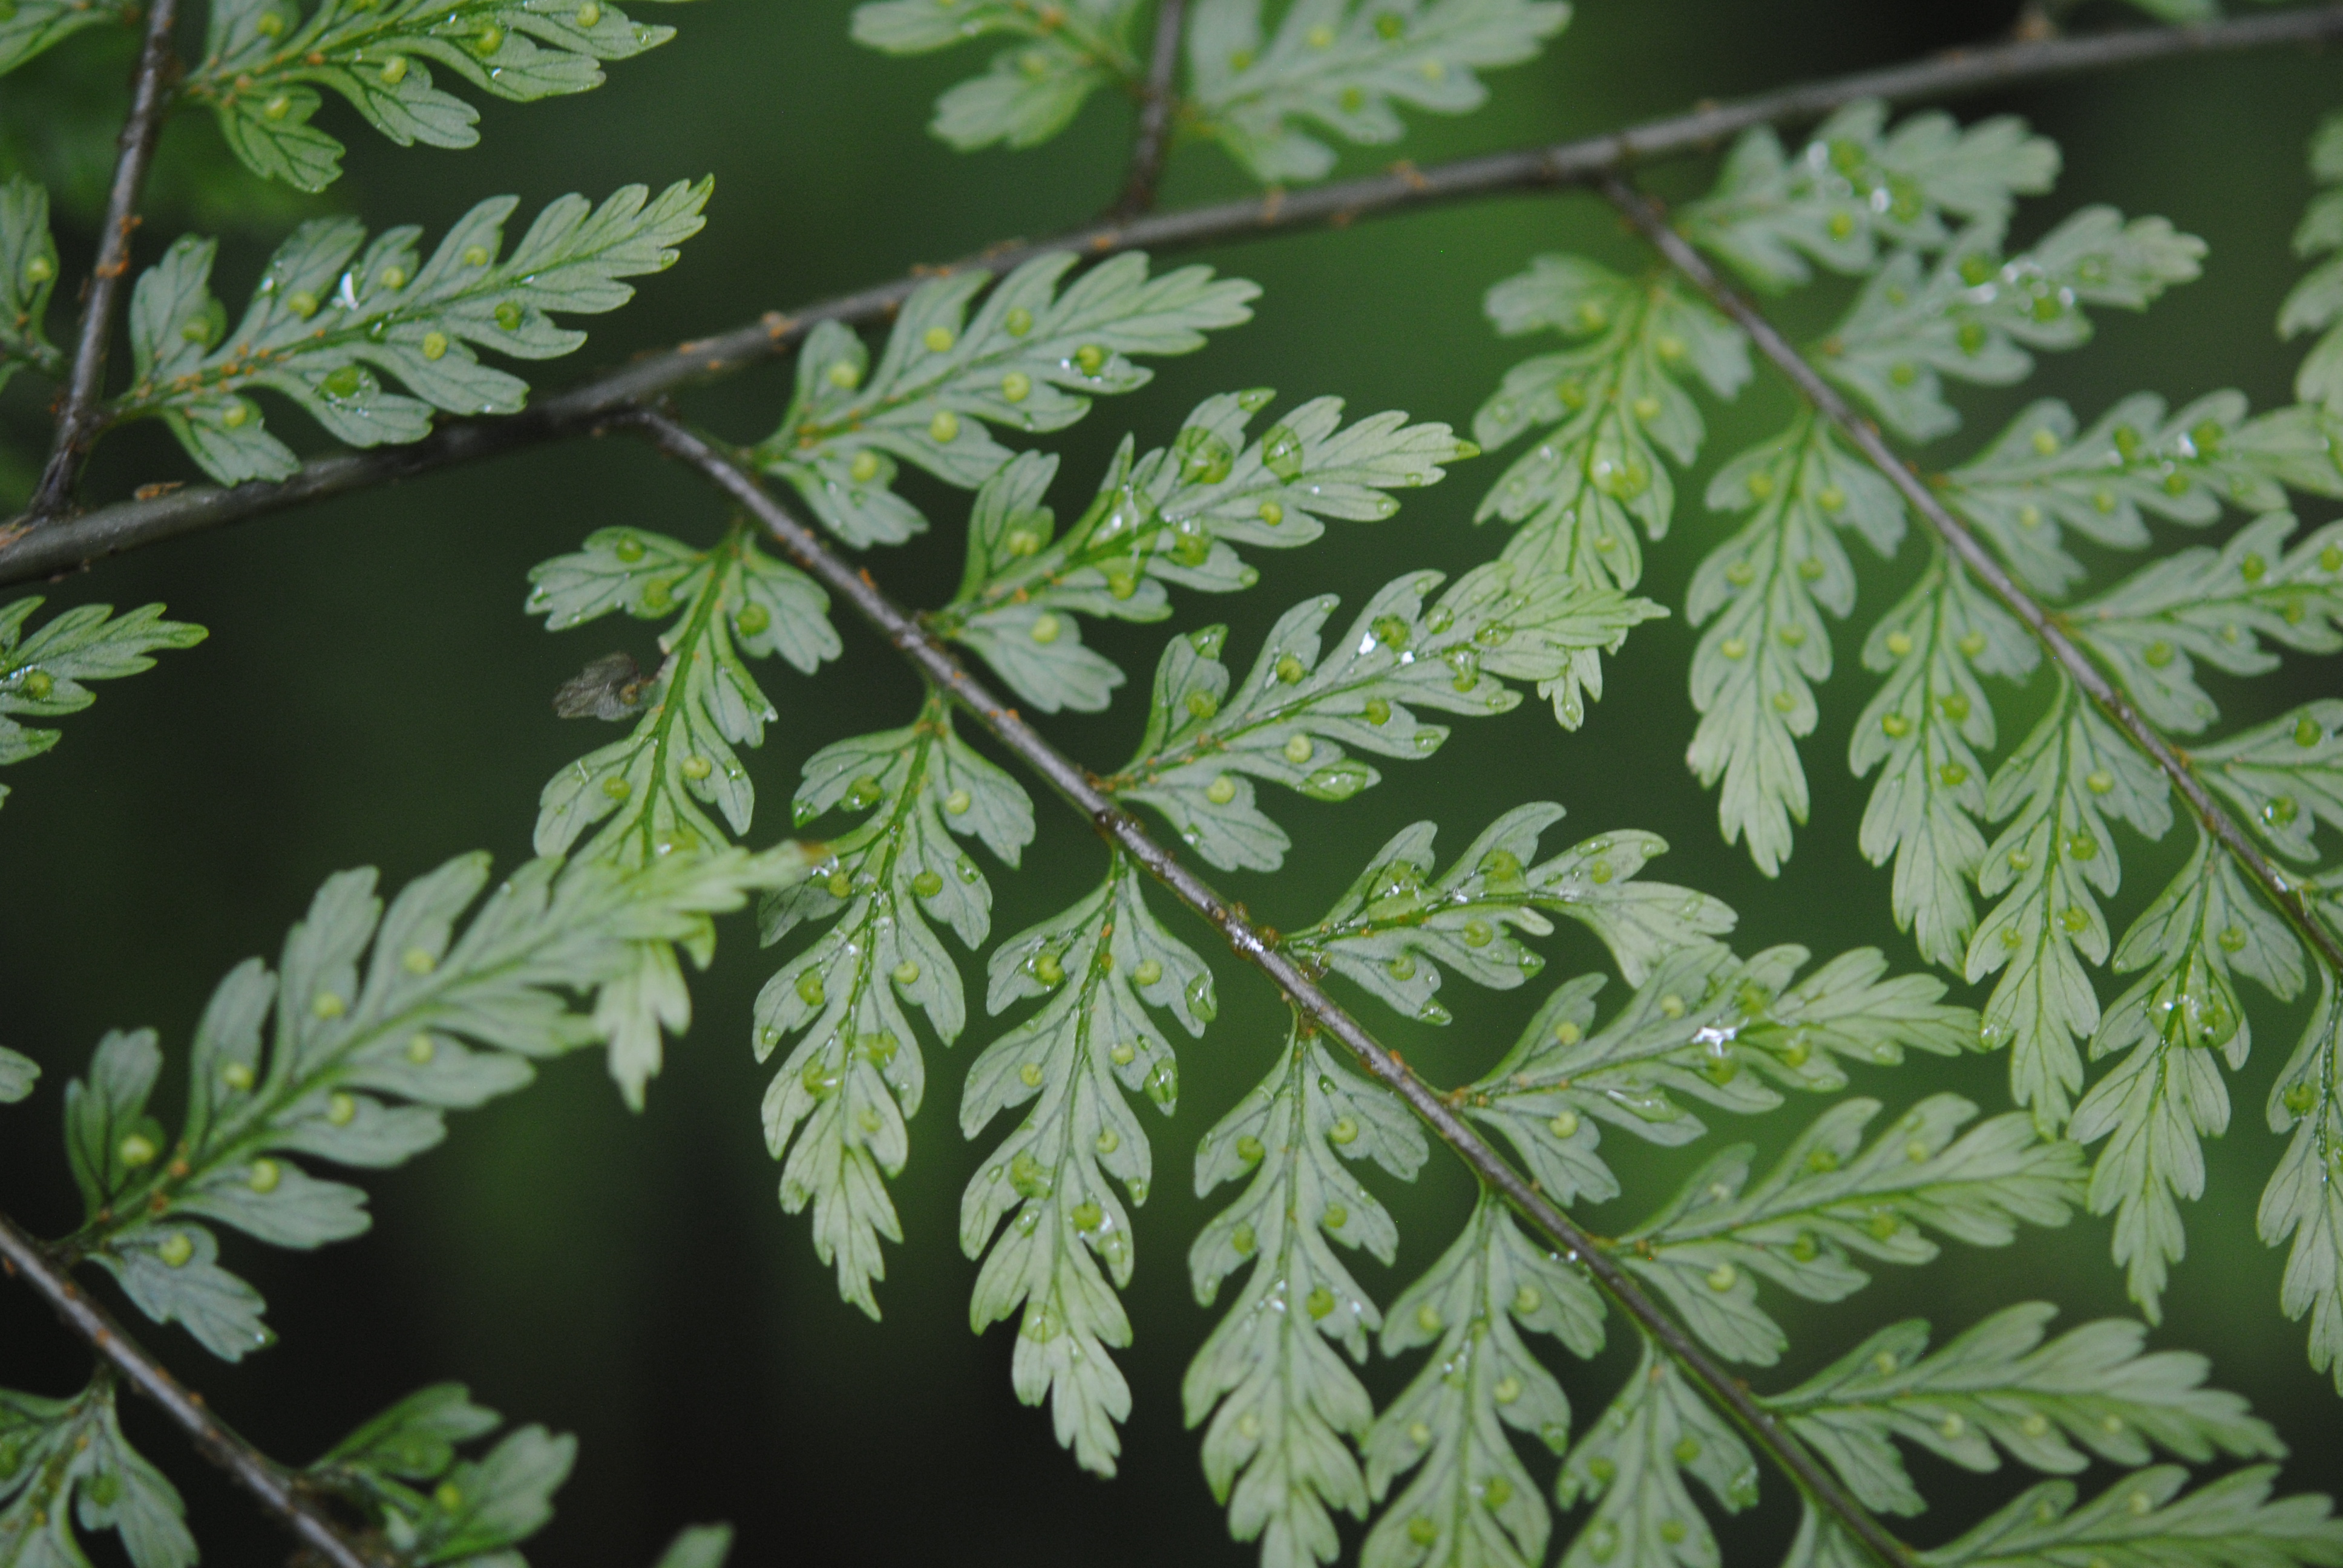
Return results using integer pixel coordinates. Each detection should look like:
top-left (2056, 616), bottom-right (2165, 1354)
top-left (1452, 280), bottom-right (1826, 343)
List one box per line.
top-left (2074, 834), bottom-right (2306, 1318)
top-left (960, 852), bottom-right (1214, 1477)
top-left (1850, 556), bottom-right (2038, 970)
top-left (1187, 0), bottom-right (1570, 183)
top-left (1769, 1303), bottom-right (2279, 1518)
top-left (119, 180), bottom-right (710, 483)
top-left (0, 0), bottom-right (134, 78)
top-left (1185, 1014), bottom-right (1426, 1568)
top-left (1680, 100), bottom-right (2059, 292)
top-left (0, 176), bottom-right (62, 388)
top-left (0, 598), bottom-right (207, 802)
top-left (757, 253), bottom-right (1257, 548)
top-left (851, 0), bottom-right (1141, 151)
top-left (1915, 1467), bottom-right (2343, 1568)
top-left (2285, 111), bottom-right (2343, 411)
top-left (0, 1047), bottom-right (34, 1104)
top-left (2261, 970), bottom-right (2343, 1393)
top-left (189, 0), bottom-right (689, 191)
top-left (650, 1526), bottom-right (735, 1568)
top-left (1555, 1342), bottom-right (1758, 1568)
top-left (1689, 412), bottom-right (1907, 874)
top-left (1622, 1095), bottom-right (2080, 1367)
top-left (2200, 697), bottom-right (2343, 864)
top-left (757, 696), bottom-right (1034, 1318)
top-left (307, 1384), bottom-right (576, 1566)
top-left (1819, 209), bottom-right (2204, 443)
top-left (0, 1376), bottom-right (194, 1568)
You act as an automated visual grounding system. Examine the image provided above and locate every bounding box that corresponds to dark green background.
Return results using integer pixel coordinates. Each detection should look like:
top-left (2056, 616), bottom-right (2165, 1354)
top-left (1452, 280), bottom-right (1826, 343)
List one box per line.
top-left (4, 2), bottom-right (2341, 1564)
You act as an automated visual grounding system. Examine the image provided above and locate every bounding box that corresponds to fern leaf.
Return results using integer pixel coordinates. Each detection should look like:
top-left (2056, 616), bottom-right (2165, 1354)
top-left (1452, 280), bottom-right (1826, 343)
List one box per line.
top-left (0, 0), bottom-right (134, 78)
top-left (1773, 1302), bottom-right (2279, 1519)
top-left (1967, 678), bottom-right (2173, 1130)
top-left (1679, 100), bottom-right (2059, 293)
top-left (1689, 411), bottom-right (1907, 874)
top-left (2200, 697), bottom-right (2343, 864)
top-left (1849, 555), bottom-right (2039, 970)
top-left (1556, 1341), bottom-right (1758, 1568)
top-left (2262, 967), bottom-right (2343, 1393)
top-left (1939, 394), bottom-right (2311, 598)
top-left (2073, 833), bottom-right (2307, 1318)
top-left (757, 695), bottom-right (1034, 1318)
top-left (1621, 1095), bottom-right (2080, 1367)
top-left (186, 0), bottom-right (689, 191)
top-left (0, 1047), bottom-right (33, 1104)
top-left (1467, 945), bottom-right (1982, 1207)
top-left (531, 521), bottom-right (839, 864)
top-left (1361, 1192), bottom-right (1605, 1568)
top-left (307, 1384), bottom-right (574, 1566)
top-left (116, 179), bottom-right (710, 485)
top-left (1818, 208), bottom-right (2204, 443)
top-left (755, 253), bottom-right (1257, 549)
top-left (1918, 1467), bottom-right (2343, 1568)
top-left (2074, 512), bottom-right (2343, 733)
top-left (0, 597), bottom-right (207, 811)
top-left (1110, 567), bottom-right (1654, 869)
top-left (0, 176), bottom-right (61, 388)
top-left (1185, 1012), bottom-right (1427, 1568)
top-left (934, 391), bottom-right (1480, 712)
top-left (0, 1375), bottom-right (194, 1568)
top-left (961, 852), bottom-right (1216, 1477)
top-left (1473, 257), bottom-right (1748, 632)
top-left (851, 0), bottom-right (1143, 151)
top-left (2284, 111), bottom-right (2343, 412)
top-left (1186, 0), bottom-right (1569, 184)
top-left (57, 845), bottom-right (809, 1357)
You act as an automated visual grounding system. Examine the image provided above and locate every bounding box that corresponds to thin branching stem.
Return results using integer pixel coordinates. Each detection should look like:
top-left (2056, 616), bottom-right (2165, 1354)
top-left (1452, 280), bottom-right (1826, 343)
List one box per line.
top-left (1114, 0), bottom-right (1189, 219)
top-left (25, 0), bottom-right (182, 523)
top-left (623, 404), bottom-right (1918, 1568)
top-left (1600, 174), bottom-right (2343, 986)
top-left (9, 2), bottom-right (2343, 581)
top-left (0, 1207), bottom-right (383, 1568)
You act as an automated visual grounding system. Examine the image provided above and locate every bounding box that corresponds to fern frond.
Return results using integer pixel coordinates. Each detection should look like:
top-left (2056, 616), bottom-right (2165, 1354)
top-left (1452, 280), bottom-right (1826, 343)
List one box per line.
top-left (1688, 410), bottom-right (1907, 874)
top-left (0, 596), bottom-right (206, 811)
top-left (960, 851), bottom-right (1216, 1477)
top-left (56, 844), bottom-right (810, 1356)
top-left (1472, 258), bottom-right (1748, 691)
top-left (2262, 967), bottom-right (2343, 1393)
top-left (184, 0), bottom-right (690, 192)
top-left (1288, 802), bottom-right (1731, 1032)
top-left (1817, 207), bottom-right (2204, 443)
top-left (1622, 1094), bottom-right (2080, 1367)
top-left (1916, 1467), bottom-right (2343, 1568)
top-left (0, 176), bottom-right (61, 387)
top-left (1361, 1192), bottom-right (1604, 1568)
top-left (0, 0), bottom-right (134, 78)
top-left (1186, 1011), bottom-right (1427, 1568)
top-left (757, 694), bottom-right (1034, 1317)
top-left (1678, 100), bottom-right (2059, 293)
top-left (933, 391), bottom-right (1480, 712)
top-left (1772, 1302), bottom-right (2280, 1518)
top-left (1850, 554), bottom-right (2039, 970)
top-left (2073, 512), bottom-right (2343, 734)
top-left (115, 180), bottom-right (712, 484)
top-left (753, 253), bottom-right (1257, 549)
top-left (2072, 832), bottom-right (2307, 1317)
top-left (1467, 945), bottom-right (1982, 1207)
top-left (1965, 678), bottom-right (2173, 1129)
top-left (531, 520), bottom-right (839, 864)
top-left (1555, 1341), bottom-right (1758, 1568)
top-left (851, 0), bottom-right (1143, 152)
top-left (0, 1374), bottom-right (192, 1568)
top-left (304, 1383), bottom-right (574, 1567)
top-left (2199, 697), bottom-right (2343, 864)
top-left (1185, 0), bottom-right (1569, 185)
top-left (2283, 110), bottom-right (2343, 413)
top-left (1938, 394), bottom-right (2320, 598)
top-left (1109, 567), bottom-right (1654, 869)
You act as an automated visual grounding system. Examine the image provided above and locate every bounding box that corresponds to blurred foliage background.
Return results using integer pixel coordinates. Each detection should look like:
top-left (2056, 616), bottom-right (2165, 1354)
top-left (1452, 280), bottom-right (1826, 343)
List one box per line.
top-left (4, 2), bottom-right (2341, 1564)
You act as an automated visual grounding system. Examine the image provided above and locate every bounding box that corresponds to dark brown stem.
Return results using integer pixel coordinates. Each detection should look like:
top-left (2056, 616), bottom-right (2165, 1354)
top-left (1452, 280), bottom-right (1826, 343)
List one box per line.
top-left (622, 405), bottom-right (1916, 1568)
top-left (11, 2), bottom-right (2343, 582)
top-left (0, 1208), bottom-right (383, 1568)
top-left (1113, 0), bottom-right (1189, 219)
top-left (25, 0), bottom-right (182, 523)
top-left (1599, 175), bottom-right (2343, 986)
